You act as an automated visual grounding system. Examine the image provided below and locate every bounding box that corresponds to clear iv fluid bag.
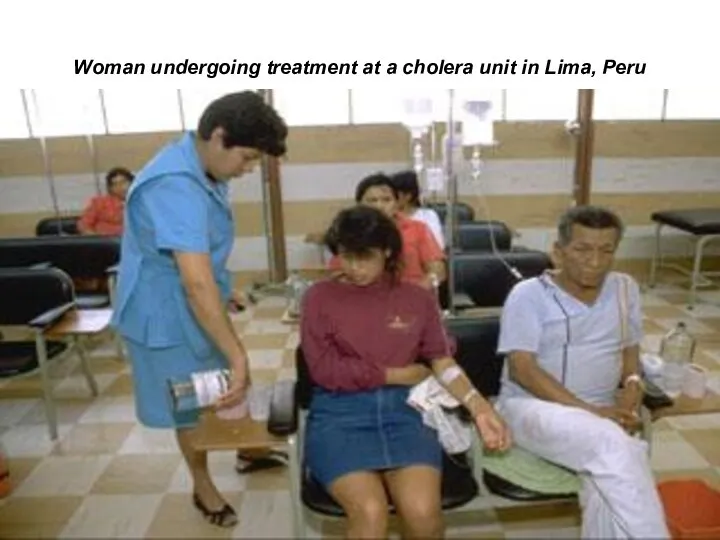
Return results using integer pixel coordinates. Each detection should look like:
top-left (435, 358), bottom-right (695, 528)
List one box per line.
top-left (402, 96), bottom-right (434, 137)
top-left (461, 99), bottom-right (494, 146)
top-left (463, 118), bottom-right (494, 147)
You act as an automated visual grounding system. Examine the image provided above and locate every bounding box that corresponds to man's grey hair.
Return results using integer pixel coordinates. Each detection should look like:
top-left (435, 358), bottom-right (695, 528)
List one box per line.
top-left (557, 205), bottom-right (625, 246)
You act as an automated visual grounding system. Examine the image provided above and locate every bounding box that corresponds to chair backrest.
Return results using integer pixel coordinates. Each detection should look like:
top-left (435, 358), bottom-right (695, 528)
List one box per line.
top-left (455, 221), bottom-right (512, 252)
top-left (443, 316), bottom-right (505, 398)
top-left (35, 216), bottom-right (80, 236)
top-left (294, 315), bottom-right (505, 409)
top-left (425, 202), bottom-right (475, 224)
top-left (0, 267), bottom-right (75, 325)
top-left (454, 250), bottom-right (553, 307)
top-left (0, 236), bottom-right (120, 279)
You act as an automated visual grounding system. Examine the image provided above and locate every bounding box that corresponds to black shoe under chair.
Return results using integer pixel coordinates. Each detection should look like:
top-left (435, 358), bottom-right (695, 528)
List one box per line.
top-left (235, 449), bottom-right (289, 474)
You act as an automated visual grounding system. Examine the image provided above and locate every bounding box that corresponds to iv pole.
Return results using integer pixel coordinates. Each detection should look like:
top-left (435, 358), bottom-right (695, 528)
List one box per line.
top-left (402, 90), bottom-right (461, 317)
top-left (443, 90), bottom-right (459, 317)
top-left (435, 91), bottom-right (497, 318)
top-left (28, 90), bottom-right (62, 235)
top-left (85, 98), bottom-right (102, 196)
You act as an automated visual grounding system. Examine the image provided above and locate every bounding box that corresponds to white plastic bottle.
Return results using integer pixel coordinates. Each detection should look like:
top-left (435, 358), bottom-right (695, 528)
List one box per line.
top-left (659, 322), bottom-right (695, 398)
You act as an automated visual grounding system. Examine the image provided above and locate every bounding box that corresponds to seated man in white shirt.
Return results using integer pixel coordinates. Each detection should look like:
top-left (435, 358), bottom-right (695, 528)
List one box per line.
top-left (496, 205), bottom-right (669, 539)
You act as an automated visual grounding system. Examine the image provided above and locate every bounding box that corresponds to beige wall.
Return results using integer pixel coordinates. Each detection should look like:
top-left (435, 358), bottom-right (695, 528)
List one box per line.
top-left (2, 121), bottom-right (720, 284)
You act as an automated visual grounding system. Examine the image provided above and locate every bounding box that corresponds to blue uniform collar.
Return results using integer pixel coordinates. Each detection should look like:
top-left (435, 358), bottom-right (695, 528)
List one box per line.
top-left (178, 132), bottom-right (231, 210)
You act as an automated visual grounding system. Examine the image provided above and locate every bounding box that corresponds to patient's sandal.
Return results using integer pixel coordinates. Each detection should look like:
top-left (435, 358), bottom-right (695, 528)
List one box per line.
top-left (235, 449), bottom-right (288, 474)
top-left (192, 493), bottom-right (238, 528)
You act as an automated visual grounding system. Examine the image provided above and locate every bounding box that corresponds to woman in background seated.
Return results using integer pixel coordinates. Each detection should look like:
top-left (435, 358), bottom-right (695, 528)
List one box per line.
top-left (391, 170), bottom-right (445, 249)
top-left (77, 167), bottom-right (134, 236)
top-left (328, 173), bottom-right (446, 291)
top-left (301, 205), bottom-right (511, 539)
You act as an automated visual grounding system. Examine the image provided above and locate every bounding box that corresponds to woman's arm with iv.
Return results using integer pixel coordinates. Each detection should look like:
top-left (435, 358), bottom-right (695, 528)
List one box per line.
top-left (418, 291), bottom-right (511, 450)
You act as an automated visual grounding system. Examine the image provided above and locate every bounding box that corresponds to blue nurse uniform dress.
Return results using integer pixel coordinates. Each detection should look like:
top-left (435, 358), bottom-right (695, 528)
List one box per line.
top-left (112, 132), bottom-right (235, 429)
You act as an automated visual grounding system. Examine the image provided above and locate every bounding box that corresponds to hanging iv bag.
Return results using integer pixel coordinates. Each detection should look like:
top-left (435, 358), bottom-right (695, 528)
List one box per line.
top-left (401, 96), bottom-right (434, 138)
top-left (461, 99), bottom-right (495, 147)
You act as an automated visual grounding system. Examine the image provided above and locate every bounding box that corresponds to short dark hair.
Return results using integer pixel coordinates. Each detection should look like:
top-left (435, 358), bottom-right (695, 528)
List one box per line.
top-left (324, 206), bottom-right (403, 278)
top-left (355, 173), bottom-right (398, 203)
top-left (390, 170), bottom-right (421, 206)
top-left (105, 166), bottom-right (134, 190)
top-left (197, 91), bottom-right (288, 157)
top-left (557, 205), bottom-right (625, 246)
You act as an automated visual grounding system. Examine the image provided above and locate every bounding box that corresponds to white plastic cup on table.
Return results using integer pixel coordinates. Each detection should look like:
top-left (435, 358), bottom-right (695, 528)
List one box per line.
top-left (216, 399), bottom-right (249, 420)
top-left (682, 364), bottom-right (708, 400)
top-left (662, 363), bottom-right (686, 398)
top-left (249, 384), bottom-right (273, 422)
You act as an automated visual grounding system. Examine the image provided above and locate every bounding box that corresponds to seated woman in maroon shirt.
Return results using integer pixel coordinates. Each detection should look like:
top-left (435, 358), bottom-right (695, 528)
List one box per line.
top-left (300, 205), bottom-right (511, 539)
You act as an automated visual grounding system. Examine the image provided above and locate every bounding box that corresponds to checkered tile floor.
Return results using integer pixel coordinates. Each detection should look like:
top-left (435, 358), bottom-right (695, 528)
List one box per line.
top-left (1, 273), bottom-right (720, 538)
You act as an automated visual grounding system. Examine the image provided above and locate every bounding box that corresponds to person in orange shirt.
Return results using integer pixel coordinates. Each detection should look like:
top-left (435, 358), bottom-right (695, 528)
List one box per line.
top-left (77, 167), bottom-right (134, 236)
top-left (327, 173), bottom-right (447, 290)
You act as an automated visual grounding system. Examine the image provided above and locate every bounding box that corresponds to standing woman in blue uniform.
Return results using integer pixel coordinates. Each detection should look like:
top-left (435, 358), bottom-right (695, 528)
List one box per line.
top-left (112, 91), bottom-right (287, 528)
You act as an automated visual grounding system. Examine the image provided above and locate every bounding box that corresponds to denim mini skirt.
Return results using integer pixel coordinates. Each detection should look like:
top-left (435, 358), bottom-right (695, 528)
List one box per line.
top-left (304, 385), bottom-right (443, 489)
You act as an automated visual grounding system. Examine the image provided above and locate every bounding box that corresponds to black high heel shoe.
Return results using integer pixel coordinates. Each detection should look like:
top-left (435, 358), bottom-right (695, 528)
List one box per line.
top-left (192, 493), bottom-right (238, 528)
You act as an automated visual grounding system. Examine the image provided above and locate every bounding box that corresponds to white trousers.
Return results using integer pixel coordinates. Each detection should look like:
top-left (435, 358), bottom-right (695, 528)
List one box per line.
top-left (496, 397), bottom-right (670, 539)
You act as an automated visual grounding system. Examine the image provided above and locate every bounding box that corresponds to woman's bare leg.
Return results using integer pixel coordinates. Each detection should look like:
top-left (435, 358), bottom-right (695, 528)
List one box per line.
top-left (384, 465), bottom-right (444, 539)
top-left (176, 428), bottom-right (232, 513)
top-left (329, 471), bottom-right (390, 539)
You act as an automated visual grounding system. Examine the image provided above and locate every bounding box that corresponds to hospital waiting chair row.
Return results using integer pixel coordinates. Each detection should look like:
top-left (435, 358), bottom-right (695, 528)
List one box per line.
top-left (0, 234), bottom-right (120, 309)
top-left (265, 316), bottom-right (655, 538)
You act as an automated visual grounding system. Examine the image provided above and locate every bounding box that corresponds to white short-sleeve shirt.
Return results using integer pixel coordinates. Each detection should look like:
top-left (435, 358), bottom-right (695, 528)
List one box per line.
top-left (497, 271), bottom-right (642, 406)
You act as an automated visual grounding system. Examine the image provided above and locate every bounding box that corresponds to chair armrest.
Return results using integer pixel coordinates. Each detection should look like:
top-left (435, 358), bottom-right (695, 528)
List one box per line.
top-left (28, 302), bottom-right (76, 329)
top-left (106, 264), bottom-right (119, 275)
top-left (267, 380), bottom-right (298, 437)
top-left (29, 261), bottom-right (53, 270)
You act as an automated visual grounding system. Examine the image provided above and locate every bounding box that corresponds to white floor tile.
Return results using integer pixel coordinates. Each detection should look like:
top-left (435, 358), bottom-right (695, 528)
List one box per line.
top-left (0, 424), bottom-right (72, 457)
top-left (60, 494), bottom-right (161, 538)
top-left (117, 424), bottom-right (179, 455)
top-left (78, 397), bottom-right (137, 424)
top-left (650, 431), bottom-right (710, 471)
top-left (14, 455), bottom-right (112, 496)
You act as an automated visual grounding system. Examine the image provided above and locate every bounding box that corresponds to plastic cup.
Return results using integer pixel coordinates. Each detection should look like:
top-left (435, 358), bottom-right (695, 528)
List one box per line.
top-left (249, 385), bottom-right (273, 422)
top-left (216, 399), bottom-right (248, 420)
top-left (662, 363), bottom-right (686, 398)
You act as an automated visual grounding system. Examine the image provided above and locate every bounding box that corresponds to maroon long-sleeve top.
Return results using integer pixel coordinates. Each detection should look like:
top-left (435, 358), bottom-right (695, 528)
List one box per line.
top-left (300, 276), bottom-right (456, 392)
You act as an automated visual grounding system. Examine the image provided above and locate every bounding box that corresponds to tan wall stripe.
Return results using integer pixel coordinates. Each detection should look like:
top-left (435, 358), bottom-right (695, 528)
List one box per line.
top-left (2, 121), bottom-right (720, 176)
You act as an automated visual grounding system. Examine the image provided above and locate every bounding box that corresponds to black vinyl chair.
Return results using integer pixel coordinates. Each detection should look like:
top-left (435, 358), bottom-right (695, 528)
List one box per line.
top-left (0, 267), bottom-right (99, 440)
top-left (454, 221), bottom-right (513, 253)
top-left (425, 202), bottom-right (476, 224)
top-left (0, 235), bottom-right (120, 309)
top-left (35, 216), bottom-right (81, 236)
top-left (451, 250), bottom-right (554, 308)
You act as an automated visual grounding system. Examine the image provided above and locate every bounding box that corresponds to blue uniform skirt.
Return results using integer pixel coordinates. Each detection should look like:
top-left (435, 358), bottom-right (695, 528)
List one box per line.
top-left (124, 337), bottom-right (228, 429)
top-left (304, 386), bottom-right (443, 489)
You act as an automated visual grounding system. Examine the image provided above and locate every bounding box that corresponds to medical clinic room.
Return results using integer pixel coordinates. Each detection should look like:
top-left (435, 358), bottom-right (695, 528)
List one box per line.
top-left (1, 88), bottom-right (720, 539)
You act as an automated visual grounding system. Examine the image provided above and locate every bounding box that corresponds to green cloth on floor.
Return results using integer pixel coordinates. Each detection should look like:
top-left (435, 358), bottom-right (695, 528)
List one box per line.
top-left (482, 446), bottom-right (582, 495)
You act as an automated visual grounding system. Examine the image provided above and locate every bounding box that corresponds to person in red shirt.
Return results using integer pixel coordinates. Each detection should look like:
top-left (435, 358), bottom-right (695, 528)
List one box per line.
top-left (302, 205), bottom-right (510, 539)
top-left (327, 173), bottom-right (447, 290)
top-left (77, 167), bottom-right (134, 236)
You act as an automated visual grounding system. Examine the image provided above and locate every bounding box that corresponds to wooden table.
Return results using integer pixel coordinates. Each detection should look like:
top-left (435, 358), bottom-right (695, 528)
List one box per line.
top-left (46, 308), bottom-right (113, 337)
top-left (191, 411), bottom-right (287, 452)
top-left (651, 388), bottom-right (720, 421)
